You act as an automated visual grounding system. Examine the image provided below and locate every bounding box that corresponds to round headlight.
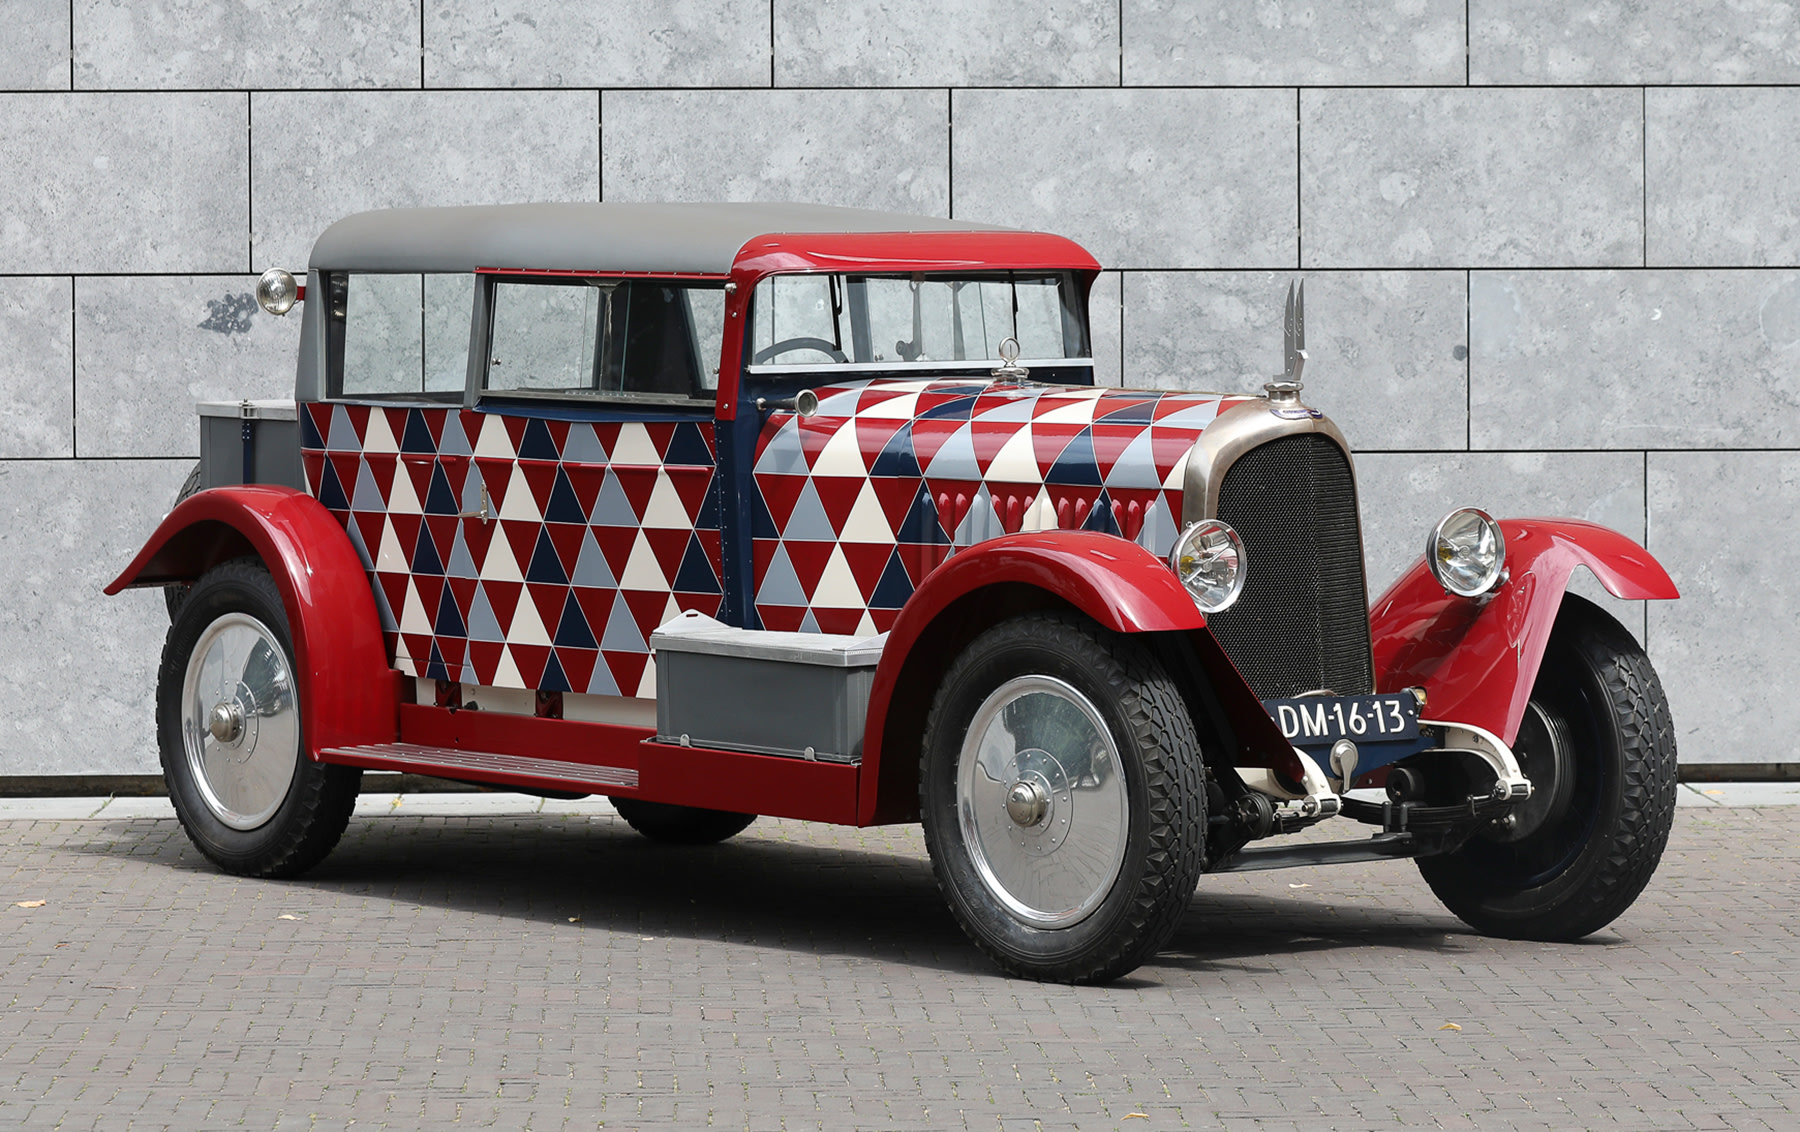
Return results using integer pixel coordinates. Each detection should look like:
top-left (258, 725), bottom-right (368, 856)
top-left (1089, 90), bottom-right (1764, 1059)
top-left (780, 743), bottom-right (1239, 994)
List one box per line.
top-left (256, 268), bottom-right (299, 316)
top-left (1427, 507), bottom-right (1506, 597)
top-left (1170, 519), bottom-right (1246, 613)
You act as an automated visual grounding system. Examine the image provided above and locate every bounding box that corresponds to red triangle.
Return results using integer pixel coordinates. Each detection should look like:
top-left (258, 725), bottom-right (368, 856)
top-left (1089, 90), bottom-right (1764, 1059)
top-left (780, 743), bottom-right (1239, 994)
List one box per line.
top-left (854, 418), bottom-right (906, 471)
top-left (352, 512), bottom-right (387, 562)
top-left (1090, 424), bottom-right (1142, 480)
top-left (437, 455), bottom-right (469, 500)
top-left (389, 513), bottom-right (424, 562)
top-left (1150, 427), bottom-right (1197, 482)
top-left (812, 476), bottom-right (862, 533)
top-left (593, 526), bottom-right (638, 578)
top-left (375, 572), bottom-right (411, 622)
top-left (908, 419), bottom-right (961, 469)
top-left (926, 479), bottom-right (981, 536)
top-left (571, 586), bottom-right (617, 638)
top-left (473, 457), bottom-right (514, 511)
top-left (869, 608), bottom-right (899, 633)
top-left (502, 415), bottom-right (530, 451)
top-left (855, 387), bottom-right (905, 413)
top-left (611, 465), bottom-right (657, 522)
top-left (1030, 424), bottom-right (1083, 477)
top-left (361, 452), bottom-right (398, 503)
top-left (327, 453), bottom-right (362, 499)
top-left (342, 404), bottom-right (371, 443)
top-left (402, 453), bottom-right (434, 504)
top-left (468, 640), bottom-right (505, 684)
top-left (483, 579), bottom-right (524, 632)
top-left (752, 537), bottom-right (779, 584)
top-left (556, 646), bottom-right (598, 693)
top-left (543, 419), bottom-right (570, 455)
top-left (457, 409), bottom-right (485, 449)
top-left (813, 608), bottom-right (863, 634)
top-left (545, 523), bottom-right (587, 575)
top-left (695, 529), bottom-right (723, 572)
top-left (382, 407), bottom-right (410, 447)
top-left (500, 520), bottom-right (541, 576)
top-left (757, 473), bottom-right (807, 529)
top-left (305, 402), bottom-right (333, 443)
top-left (666, 465), bottom-right (712, 524)
top-left (644, 528), bottom-right (690, 583)
top-left (461, 518), bottom-right (496, 572)
top-left (591, 422), bottom-right (621, 457)
top-left (411, 575), bottom-right (445, 623)
top-left (621, 589), bottom-right (670, 641)
top-left (602, 651), bottom-right (649, 695)
top-left (511, 643), bottom-right (552, 689)
top-left (870, 477), bottom-right (920, 534)
top-left (784, 541), bottom-right (833, 593)
top-left (841, 543), bottom-right (892, 601)
top-left (1047, 485), bottom-right (1103, 530)
top-left (424, 516), bottom-right (459, 564)
top-left (1110, 488), bottom-right (1159, 541)
top-left (969, 420), bottom-right (1022, 477)
top-left (518, 459), bottom-right (559, 513)
top-left (301, 451), bottom-right (326, 496)
top-left (757, 605), bottom-right (806, 632)
top-left (563, 464), bottom-right (608, 517)
top-left (401, 632), bottom-right (433, 665)
top-left (446, 575), bottom-right (480, 619)
top-left (796, 417), bottom-right (834, 470)
top-left (526, 582), bottom-right (568, 638)
top-left (420, 406), bottom-right (448, 446)
top-left (644, 421), bottom-right (676, 460)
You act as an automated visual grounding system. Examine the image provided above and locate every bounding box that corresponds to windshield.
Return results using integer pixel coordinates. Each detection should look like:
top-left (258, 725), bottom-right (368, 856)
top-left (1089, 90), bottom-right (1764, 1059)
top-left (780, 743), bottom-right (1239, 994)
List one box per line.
top-left (748, 272), bottom-right (1089, 370)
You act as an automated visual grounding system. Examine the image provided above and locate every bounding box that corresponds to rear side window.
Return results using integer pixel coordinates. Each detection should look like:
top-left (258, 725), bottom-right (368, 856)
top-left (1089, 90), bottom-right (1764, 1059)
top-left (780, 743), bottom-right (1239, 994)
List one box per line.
top-left (324, 272), bottom-right (474, 399)
top-left (483, 277), bottom-right (725, 402)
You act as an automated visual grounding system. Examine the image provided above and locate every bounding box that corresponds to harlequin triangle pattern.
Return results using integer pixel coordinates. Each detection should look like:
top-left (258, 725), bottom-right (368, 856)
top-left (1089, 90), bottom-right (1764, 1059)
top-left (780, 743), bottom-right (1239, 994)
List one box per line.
top-left (303, 403), bottom-right (720, 696)
top-left (750, 379), bottom-right (1245, 633)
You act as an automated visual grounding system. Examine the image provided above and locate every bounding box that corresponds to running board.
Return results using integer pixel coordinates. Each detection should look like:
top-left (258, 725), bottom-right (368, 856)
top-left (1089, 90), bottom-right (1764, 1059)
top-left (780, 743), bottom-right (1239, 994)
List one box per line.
top-left (1211, 832), bottom-right (1417, 873)
top-left (322, 742), bottom-right (639, 791)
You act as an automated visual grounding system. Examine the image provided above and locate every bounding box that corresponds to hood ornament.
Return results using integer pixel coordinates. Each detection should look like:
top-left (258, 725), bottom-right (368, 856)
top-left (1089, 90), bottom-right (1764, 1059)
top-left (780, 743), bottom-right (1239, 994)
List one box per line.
top-left (1264, 280), bottom-right (1320, 419)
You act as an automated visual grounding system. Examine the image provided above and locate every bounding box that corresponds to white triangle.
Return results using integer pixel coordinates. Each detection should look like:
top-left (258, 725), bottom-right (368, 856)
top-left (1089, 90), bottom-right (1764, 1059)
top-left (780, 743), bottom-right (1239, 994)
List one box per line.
top-left (393, 634), bottom-right (411, 661)
top-left (387, 463), bottom-right (422, 515)
top-left (474, 414), bottom-right (514, 458)
top-left (812, 420), bottom-right (865, 477)
top-left (840, 481), bottom-right (896, 544)
top-left (812, 543), bottom-right (863, 607)
top-left (986, 426), bottom-right (1040, 484)
top-left (492, 646), bottom-right (525, 689)
top-left (481, 527), bottom-right (524, 583)
top-left (1021, 485), bottom-right (1058, 532)
top-left (641, 471), bottom-right (689, 529)
top-left (611, 422), bottom-right (659, 465)
top-left (1161, 456), bottom-right (1186, 490)
top-left (635, 657), bottom-right (658, 699)
top-left (620, 530), bottom-right (669, 589)
top-left (855, 610), bottom-right (878, 636)
top-left (858, 390), bottom-right (923, 419)
top-left (399, 581), bottom-right (432, 634)
top-left (363, 409), bottom-right (399, 454)
top-left (375, 520), bottom-right (409, 572)
top-left (661, 593), bottom-right (684, 625)
top-left (499, 464), bottom-right (541, 522)
top-left (508, 590), bottom-right (552, 647)
top-left (1033, 398), bottom-right (1101, 425)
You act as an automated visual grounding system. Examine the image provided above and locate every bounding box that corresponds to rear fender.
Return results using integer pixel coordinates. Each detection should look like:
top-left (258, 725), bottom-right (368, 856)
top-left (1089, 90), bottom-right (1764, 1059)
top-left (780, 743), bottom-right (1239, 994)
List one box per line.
top-left (1370, 517), bottom-right (1677, 745)
top-left (857, 531), bottom-right (1213, 825)
top-left (105, 485), bottom-right (399, 756)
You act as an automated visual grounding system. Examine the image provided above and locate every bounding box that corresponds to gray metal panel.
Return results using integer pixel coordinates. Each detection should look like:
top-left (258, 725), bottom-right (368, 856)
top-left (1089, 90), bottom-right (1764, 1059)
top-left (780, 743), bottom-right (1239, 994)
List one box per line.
top-left (307, 202), bottom-right (1011, 275)
top-left (199, 413), bottom-right (303, 490)
top-left (655, 652), bottom-right (877, 763)
top-left (650, 615), bottom-right (886, 667)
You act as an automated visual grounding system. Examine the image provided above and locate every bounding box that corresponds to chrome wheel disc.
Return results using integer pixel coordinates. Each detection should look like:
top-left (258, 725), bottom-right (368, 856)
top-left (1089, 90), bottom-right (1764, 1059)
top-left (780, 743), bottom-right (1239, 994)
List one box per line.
top-left (957, 675), bottom-right (1129, 928)
top-left (180, 612), bottom-right (299, 830)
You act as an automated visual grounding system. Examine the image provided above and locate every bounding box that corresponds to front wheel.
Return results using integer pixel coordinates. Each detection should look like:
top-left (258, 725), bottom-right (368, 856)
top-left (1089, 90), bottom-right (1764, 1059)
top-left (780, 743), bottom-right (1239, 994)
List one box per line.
top-left (920, 614), bottom-right (1207, 984)
top-left (1417, 596), bottom-right (1678, 940)
top-left (157, 558), bottom-right (360, 877)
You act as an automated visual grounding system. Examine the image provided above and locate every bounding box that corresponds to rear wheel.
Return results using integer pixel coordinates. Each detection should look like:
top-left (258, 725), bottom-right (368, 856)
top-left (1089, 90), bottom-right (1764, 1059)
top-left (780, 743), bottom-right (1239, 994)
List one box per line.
top-left (920, 613), bottom-right (1206, 983)
top-left (610, 798), bottom-right (757, 844)
top-left (1417, 596), bottom-right (1677, 939)
top-left (157, 559), bottom-right (360, 877)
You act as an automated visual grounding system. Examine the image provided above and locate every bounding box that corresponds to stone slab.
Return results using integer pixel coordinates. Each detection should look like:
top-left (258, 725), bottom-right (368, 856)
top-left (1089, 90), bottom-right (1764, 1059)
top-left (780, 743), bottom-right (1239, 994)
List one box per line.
top-left (1648, 88), bottom-right (1800, 268)
top-left (1302, 88), bottom-right (1643, 268)
top-left (0, 277), bottom-right (73, 459)
top-left (1124, 0), bottom-right (1465, 85)
top-left (603, 90), bottom-right (948, 216)
top-left (1088, 271), bottom-right (1122, 387)
top-left (252, 91), bottom-right (600, 269)
top-left (777, 0), bottom-right (1118, 86)
top-left (1647, 452), bottom-right (1799, 764)
top-left (1472, 0), bottom-right (1800, 83)
top-left (1124, 270), bottom-right (1468, 451)
top-left (1470, 270), bottom-right (1800, 450)
top-left (75, 276), bottom-right (300, 459)
top-left (2, 0), bottom-right (68, 90)
top-left (1356, 451), bottom-right (1649, 642)
top-left (954, 89), bottom-right (1295, 270)
top-left (427, 0), bottom-right (768, 87)
top-left (0, 459), bottom-right (192, 776)
top-left (73, 0), bottom-right (419, 89)
top-left (0, 93), bottom-right (247, 274)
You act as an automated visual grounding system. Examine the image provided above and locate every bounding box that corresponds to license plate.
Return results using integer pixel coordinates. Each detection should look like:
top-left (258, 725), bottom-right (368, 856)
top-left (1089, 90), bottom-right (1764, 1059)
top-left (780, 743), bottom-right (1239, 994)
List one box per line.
top-left (1262, 693), bottom-right (1420, 749)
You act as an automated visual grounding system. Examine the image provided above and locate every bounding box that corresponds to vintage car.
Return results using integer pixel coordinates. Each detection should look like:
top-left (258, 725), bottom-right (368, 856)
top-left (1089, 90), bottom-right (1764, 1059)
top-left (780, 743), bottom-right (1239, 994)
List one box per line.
top-left (108, 203), bottom-right (1680, 982)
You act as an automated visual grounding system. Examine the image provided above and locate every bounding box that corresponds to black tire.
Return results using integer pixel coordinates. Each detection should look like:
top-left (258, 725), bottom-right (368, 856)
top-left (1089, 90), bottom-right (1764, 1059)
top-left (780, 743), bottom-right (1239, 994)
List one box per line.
top-left (157, 558), bottom-right (361, 877)
top-left (610, 798), bottom-right (757, 844)
top-left (919, 613), bottom-right (1207, 984)
top-left (1417, 595), bottom-right (1678, 940)
top-left (163, 462), bottom-right (203, 622)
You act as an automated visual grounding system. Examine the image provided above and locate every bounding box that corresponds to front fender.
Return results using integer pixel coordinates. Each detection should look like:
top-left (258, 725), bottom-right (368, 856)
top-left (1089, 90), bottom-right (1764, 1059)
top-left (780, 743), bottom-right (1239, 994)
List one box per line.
top-left (105, 485), bottom-right (399, 756)
top-left (857, 531), bottom-right (1206, 824)
top-left (1370, 517), bottom-right (1677, 745)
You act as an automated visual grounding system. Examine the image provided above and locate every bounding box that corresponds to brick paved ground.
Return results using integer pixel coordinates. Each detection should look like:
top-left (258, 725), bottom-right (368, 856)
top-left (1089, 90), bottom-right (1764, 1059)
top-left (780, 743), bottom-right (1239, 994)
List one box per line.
top-left (3, 805), bottom-right (1795, 1131)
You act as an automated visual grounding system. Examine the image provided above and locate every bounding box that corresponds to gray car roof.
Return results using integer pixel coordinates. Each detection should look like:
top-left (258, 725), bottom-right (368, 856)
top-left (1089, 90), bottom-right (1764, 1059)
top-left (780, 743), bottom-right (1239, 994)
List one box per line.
top-left (308, 202), bottom-right (1013, 274)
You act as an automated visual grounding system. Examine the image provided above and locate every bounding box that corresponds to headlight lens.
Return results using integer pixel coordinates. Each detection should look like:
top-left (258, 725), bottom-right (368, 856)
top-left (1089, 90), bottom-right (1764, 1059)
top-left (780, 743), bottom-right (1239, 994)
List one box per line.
top-left (1170, 519), bottom-right (1246, 613)
top-left (1427, 508), bottom-right (1506, 597)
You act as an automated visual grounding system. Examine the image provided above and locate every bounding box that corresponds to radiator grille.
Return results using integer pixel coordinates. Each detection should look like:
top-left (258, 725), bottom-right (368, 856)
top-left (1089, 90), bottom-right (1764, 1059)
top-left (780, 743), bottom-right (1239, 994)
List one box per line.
top-left (1204, 433), bottom-right (1374, 699)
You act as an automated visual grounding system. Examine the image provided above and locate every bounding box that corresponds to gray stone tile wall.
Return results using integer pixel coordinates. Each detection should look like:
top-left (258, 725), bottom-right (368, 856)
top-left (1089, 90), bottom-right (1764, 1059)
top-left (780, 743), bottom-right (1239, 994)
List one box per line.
top-left (1, 6), bottom-right (1794, 773)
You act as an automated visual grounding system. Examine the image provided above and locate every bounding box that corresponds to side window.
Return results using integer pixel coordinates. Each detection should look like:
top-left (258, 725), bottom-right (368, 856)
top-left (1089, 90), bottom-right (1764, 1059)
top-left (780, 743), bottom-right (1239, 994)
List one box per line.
top-left (326, 272), bottom-right (474, 399)
top-left (483, 277), bottom-right (725, 401)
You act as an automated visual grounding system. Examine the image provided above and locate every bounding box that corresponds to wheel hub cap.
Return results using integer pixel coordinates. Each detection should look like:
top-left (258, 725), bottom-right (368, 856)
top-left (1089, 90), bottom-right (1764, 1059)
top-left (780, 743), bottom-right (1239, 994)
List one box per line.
top-left (180, 612), bottom-right (299, 830)
top-left (208, 700), bottom-right (245, 744)
top-left (1005, 779), bottom-right (1049, 827)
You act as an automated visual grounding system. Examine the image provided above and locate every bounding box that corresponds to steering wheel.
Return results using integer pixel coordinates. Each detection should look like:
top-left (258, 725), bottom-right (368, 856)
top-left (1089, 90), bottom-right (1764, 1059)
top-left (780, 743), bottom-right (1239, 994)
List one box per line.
top-left (754, 337), bottom-right (849, 364)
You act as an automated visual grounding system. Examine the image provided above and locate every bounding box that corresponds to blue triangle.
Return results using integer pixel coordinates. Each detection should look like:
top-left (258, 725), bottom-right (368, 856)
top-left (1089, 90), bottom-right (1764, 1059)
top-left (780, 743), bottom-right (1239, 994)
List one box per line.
top-left (672, 534), bottom-right (722, 594)
top-left (1082, 488), bottom-right (1122, 536)
top-left (411, 525), bottom-right (444, 576)
top-left (694, 474), bottom-right (721, 529)
top-left (665, 421), bottom-right (714, 467)
top-left (300, 408), bottom-right (325, 449)
top-left (316, 459), bottom-right (350, 511)
top-left (870, 424), bottom-right (921, 477)
top-left (750, 489), bottom-right (781, 539)
top-left (540, 650), bottom-right (573, 694)
top-left (870, 549), bottom-right (915, 609)
top-left (526, 527), bottom-right (569, 585)
top-left (424, 639), bottom-right (451, 682)
top-left (897, 483), bottom-right (949, 545)
top-left (1095, 398), bottom-right (1158, 424)
top-left (519, 418), bottom-right (559, 461)
top-left (918, 395), bottom-right (978, 420)
top-left (1045, 427), bottom-right (1103, 486)
top-left (434, 584), bottom-right (468, 638)
top-left (424, 463), bottom-right (459, 515)
top-left (544, 467), bottom-right (586, 524)
top-left (554, 591), bottom-right (598, 649)
top-left (401, 411), bottom-right (436, 454)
